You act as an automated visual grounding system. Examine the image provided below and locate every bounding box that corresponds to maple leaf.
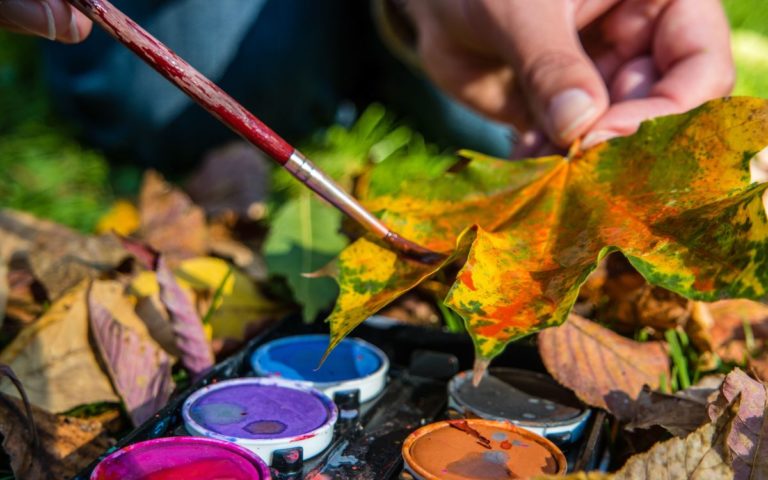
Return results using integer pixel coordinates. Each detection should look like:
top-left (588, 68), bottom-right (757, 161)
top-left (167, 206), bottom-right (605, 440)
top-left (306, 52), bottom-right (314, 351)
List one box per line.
top-left (322, 97), bottom-right (768, 370)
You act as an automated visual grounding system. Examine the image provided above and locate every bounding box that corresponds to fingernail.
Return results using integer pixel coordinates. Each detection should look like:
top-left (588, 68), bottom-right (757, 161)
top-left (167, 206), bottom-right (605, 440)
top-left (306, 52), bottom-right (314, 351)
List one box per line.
top-left (67, 9), bottom-right (80, 42)
top-left (0, 0), bottom-right (56, 40)
top-left (548, 88), bottom-right (597, 144)
top-left (582, 130), bottom-right (617, 150)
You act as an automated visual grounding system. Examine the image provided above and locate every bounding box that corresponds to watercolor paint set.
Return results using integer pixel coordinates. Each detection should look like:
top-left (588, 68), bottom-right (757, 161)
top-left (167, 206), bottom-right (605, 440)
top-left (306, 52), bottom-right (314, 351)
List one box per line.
top-left (76, 315), bottom-right (607, 479)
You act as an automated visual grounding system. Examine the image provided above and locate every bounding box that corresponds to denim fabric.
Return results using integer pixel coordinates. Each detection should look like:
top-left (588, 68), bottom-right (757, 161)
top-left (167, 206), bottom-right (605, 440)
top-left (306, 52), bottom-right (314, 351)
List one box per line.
top-left (44, 0), bottom-right (512, 171)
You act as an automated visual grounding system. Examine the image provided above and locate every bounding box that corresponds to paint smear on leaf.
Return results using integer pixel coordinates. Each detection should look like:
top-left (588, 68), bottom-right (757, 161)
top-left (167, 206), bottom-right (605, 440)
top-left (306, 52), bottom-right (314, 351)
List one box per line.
top-left (323, 97), bottom-right (768, 367)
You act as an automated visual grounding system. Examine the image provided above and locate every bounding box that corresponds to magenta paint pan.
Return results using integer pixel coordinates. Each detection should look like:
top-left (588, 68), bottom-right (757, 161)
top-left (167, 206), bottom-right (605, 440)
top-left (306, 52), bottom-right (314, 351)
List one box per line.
top-left (90, 436), bottom-right (271, 480)
top-left (182, 377), bottom-right (338, 464)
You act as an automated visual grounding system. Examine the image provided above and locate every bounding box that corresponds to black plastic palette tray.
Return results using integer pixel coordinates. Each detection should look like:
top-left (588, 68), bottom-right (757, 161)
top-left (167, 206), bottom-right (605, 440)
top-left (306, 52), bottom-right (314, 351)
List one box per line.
top-left (74, 316), bottom-right (607, 479)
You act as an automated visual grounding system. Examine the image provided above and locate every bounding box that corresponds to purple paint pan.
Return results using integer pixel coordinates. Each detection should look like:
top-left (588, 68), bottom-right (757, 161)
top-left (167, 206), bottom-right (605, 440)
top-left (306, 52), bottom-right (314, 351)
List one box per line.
top-left (90, 436), bottom-right (271, 480)
top-left (182, 378), bottom-right (338, 464)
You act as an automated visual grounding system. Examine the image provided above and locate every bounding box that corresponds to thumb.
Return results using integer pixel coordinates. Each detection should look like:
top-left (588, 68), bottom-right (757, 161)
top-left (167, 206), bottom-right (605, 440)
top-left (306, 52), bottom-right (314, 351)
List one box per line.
top-left (470, 0), bottom-right (609, 146)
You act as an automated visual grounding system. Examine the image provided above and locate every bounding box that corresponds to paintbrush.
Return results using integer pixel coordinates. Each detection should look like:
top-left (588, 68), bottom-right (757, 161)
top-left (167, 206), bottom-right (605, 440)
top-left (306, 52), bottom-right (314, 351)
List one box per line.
top-left (65, 0), bottom-right (444, 264)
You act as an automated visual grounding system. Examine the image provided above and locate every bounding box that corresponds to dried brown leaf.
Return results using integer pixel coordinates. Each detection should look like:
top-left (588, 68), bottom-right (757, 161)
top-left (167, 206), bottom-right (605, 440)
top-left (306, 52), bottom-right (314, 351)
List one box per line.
top-left (0, 394), bottom-right (113, 480)
top-left (538, 315), bottom-right (669, 418)
top-left (536, 398), bottom-right (738, 480)
top-left (707, 368), bottom-right (768, 480)
top-left (0, 209), bottom-right (127, 301)
top-left (185, 141), bottom-right (269, 219)
top-left (706, 300), bottom-right (768, 362)
top-left (88, 282), bottom-right (174, 426)
top-left (625, 384), bottom-right (717, 437)
top-left (0, 281), bottom-right (119, 412)
top-left (139, 170), bottom-right (207, 264)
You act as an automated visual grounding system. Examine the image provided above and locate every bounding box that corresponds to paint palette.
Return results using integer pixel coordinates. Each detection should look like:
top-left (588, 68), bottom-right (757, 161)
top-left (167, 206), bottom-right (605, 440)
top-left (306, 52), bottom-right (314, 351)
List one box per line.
top-left (77, 315), bottom-right (607, 480)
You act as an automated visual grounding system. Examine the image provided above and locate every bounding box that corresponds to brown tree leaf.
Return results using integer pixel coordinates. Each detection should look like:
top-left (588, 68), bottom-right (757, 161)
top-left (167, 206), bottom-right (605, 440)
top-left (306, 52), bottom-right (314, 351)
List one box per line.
top-left (0, 394), bottom-right (113, 480)
top-left (139, 170), bottom-right (207, 264)
top-left (0, 281), bottom-right (119, 412)
top-left (625, 384), bottom-right (717, 437)
top-left (0, 209), bottom-right (127, 301)
top-left (538, 315), bottom-right (669, 418)
top-left (185, 141), bottom-right (269, 219)
top-left (88, 282), bottom-right (174, 426)
top-left (705, 300), bottom-right (768, 362)
top-left (118, 237), bottom-right (214, 376)
top-left (707, 368), bottom-right (768, 479)
top-left (156, 256), bottom-right (213, 378)
top-left (536, 398), bottom-right (738, 480)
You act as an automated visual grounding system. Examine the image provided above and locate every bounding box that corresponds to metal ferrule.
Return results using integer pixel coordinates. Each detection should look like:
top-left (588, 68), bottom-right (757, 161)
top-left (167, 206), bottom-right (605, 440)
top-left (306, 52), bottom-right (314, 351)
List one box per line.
top-left (285, 150), bottom-right (391, 239)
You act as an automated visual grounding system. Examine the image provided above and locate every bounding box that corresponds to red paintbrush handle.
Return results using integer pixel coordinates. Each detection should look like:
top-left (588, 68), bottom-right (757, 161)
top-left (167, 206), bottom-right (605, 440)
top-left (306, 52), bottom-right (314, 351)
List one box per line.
top-left (66, 0), bottom-right (294, 163)
top-left (67, 0), bottom-right (443, 264)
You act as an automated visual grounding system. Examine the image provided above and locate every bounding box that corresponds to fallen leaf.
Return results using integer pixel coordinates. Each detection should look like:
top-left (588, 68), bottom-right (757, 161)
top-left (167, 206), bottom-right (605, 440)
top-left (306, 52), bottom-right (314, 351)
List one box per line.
top-left (118, 238), bottom-right (214, 378)
top-left (175, 257), bottom-right (280, 341)
top-left (0, 394), bottom-right (113, 480)
top-left (625, 384), bottom-right (717, 437)
top-left (706, 299), bottom-right (768, 362)
top-left (131, 257), bottom-right (280, 344)
top-left (538, 315), bottom-right (669, 418)
top-left (139, 170), bottom-right (207, 264)
top-left (95, 199), bottom-right (141, 236)
top-left (88, 282), bottom-right (174, 426)
top-left (0, 209), bottom-right (127, 301)
top-left (264, 194), bottom-right (348, 322)
top-left (707, 368), bottom-right (768, 479)
top-left (156, 256), bottom-right (213, 378)
top-left (185, 141), bottom-right (270, 219)
top-left (4, 264), bottom-right (43, 324)
top-left (0, 281), bottom-right (119, 412)
top-left (322, 98), bottom-right (768, 369)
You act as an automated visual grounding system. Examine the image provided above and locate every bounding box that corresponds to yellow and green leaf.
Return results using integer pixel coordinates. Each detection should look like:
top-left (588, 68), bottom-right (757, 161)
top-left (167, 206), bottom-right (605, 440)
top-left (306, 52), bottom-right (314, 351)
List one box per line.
top-left (323, 97), bottom-right (768, 368)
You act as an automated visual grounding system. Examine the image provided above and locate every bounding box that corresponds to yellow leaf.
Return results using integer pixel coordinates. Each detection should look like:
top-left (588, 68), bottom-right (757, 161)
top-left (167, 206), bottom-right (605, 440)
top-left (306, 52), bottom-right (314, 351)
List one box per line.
top-left (0, 281), bottom-right (119, 412)
top-left (94, 199), bottom-right (140, 236)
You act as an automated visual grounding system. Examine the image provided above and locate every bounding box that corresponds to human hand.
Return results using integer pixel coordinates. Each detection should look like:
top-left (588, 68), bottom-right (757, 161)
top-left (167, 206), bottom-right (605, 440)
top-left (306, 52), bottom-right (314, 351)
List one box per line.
top-left (0, 0), bottom-right (91, 43)
top-left (404, 0), bottom-right (734, 157)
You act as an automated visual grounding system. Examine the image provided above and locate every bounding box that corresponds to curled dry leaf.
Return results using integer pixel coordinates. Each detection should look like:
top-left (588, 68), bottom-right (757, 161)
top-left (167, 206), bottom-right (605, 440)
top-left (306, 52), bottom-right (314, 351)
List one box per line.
top-left (0, 394), bottom-right (113, 480)
top-left (625, 384), bottom-right (717, 437)
top-left (88, 282), bottom-right (174, 426)
top-left (322, 98), bottom-right (768, 369)
top-left (139, 170), bottom-right (207, 265)
top-left (538, 315), bottom-right (669, 419)
top-left (156, 256), bottom-right (214, 378)
top-left (0, 281), bottom-right (118, 412)
top-left (705, 299), bottom-right (768, 362)
top-left (185, 141), bottom-right (270, 219)
top-left (0, 209), bottom-right (127, 301)
top-left (118, 237), bottom-right (214, 379)
top-left (536, 398), bottom-right (738, 480)
top-left (707, 368), bottom-right (768, 480)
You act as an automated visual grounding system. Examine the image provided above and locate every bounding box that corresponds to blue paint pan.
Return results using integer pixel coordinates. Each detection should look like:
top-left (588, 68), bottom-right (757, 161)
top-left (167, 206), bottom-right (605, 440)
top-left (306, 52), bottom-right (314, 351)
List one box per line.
top-left (251, 334), bottom-right (389, 403)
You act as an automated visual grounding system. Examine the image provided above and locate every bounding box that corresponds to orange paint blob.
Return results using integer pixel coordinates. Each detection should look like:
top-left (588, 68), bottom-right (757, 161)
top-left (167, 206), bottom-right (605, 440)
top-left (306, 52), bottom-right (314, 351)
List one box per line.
top-left (402, 419), bottom-right (565, 480)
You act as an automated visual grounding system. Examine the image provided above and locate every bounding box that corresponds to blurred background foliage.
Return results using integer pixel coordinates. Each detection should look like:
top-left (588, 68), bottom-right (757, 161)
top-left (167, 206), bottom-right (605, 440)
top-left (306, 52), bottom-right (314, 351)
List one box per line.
top-left (0, 0), bottom-right (767, 232)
